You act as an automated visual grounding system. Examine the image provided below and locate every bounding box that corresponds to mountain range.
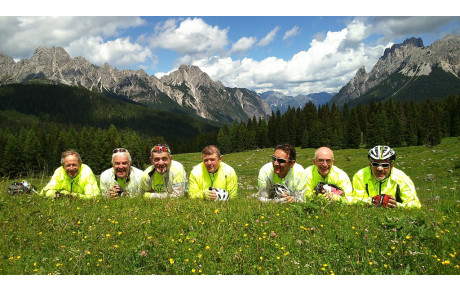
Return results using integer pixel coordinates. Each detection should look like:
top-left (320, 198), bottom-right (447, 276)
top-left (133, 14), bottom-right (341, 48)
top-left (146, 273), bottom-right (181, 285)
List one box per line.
top-left (260, 91), bottom-right (334, 113)
top-left (0, 47), bottom-right (271, 124)
top-left (1, 34), bottom-right (459, 126)
top-left (330, 35), bottom-right (460, 106)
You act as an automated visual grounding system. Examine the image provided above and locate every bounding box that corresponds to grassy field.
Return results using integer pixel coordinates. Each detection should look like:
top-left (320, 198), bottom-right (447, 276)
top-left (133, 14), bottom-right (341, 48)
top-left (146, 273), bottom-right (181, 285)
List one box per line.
top-left (0, 137), bottom-right (459, 275)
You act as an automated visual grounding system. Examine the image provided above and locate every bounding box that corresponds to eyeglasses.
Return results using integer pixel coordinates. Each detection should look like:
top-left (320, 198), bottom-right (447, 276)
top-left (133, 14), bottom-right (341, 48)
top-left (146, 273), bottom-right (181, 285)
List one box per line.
top-left (371, 162), bottom-right (392, 168)
top-left (271, 155), bottom-right (291, 164)
top-left (113, 148), bottom-right (127, 153)
top-left (151, 145), bottom-right (171, 154)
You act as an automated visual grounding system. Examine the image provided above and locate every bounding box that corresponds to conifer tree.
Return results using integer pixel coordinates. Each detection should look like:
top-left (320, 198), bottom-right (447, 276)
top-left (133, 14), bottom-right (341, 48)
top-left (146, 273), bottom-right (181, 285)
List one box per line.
top-left (23, 129), bottom-right (44, 175)
top-left (217, 124), bottom-right (231, 154)
top-left (344, 108), bottom-right (361, 148)
top-left (257, 117), bottom-right (270, 149)
top-left (3, 134), bottom-right (23, 177)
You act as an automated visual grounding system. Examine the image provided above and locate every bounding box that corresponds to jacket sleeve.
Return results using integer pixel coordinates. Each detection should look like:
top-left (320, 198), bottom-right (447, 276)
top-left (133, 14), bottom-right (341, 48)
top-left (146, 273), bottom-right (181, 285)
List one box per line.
top-left (82, 171), bottom-right (101, 199)
top-left (304, 168), bottom-right (315, 198)
top-left (336, 172), bottom-right (353, 204)
top-left (99, 172), bottom-right (112, 197)
top-left (170, 166), bottom-right (187, 198)
top-left (397, 175), bottom-right (421, 209)
top-left (188, 170), bottom-right (203, 199)
top-left (349, 171), bottom-right (372, 205)
top-left (226, 168), bottom-right (238, 199)
top-left (257, 166), bottom-right (271, 201)
top-left (290, 167), bottom-right (305, 203)
top-left (39, 169), bottom-right (61, 198)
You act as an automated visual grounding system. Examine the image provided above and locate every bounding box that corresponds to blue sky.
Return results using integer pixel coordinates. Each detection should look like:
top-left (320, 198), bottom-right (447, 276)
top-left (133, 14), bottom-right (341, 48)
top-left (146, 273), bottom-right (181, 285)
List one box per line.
top-left (1, 1), bottom-right (459, 96)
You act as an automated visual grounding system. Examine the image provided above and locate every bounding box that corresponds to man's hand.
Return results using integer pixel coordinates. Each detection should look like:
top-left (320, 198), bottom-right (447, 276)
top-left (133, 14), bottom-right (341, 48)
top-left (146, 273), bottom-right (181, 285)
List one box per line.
top-left (324, 191), bottom-right (334, 202)
top-left (108, 185), bottom-right (123, 198)
top-left (204, 188), bottom-right (217, 201)
top-left (372, 194), bottom-right (397, 208)
top-left (55, 190), bottom-right (72, 199)
top-left (280, 192), bottom-right (294, 203)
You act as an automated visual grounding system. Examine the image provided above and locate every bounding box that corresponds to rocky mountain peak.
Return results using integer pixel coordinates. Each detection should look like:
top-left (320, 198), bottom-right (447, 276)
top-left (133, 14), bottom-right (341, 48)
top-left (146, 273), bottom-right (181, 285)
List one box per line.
top-left (382, 37), bottom-right (424, 60)
top-left (0, 46), bottom-right (270, 123)
top-left (330, 35), bottom-right (460, 106)
top-left (355, 66), bottom-right (367, 77)
top-left (161, 64), bottom-right (224, 90)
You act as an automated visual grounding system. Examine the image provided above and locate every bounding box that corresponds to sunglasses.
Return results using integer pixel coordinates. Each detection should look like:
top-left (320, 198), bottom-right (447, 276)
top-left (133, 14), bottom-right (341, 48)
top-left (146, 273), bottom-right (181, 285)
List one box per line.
top-left (271, 155), bottom-right (291, 164)
top-left (371, 162), bottom-right (392, 168)
top-left (113, 148), bottom-right (127, 153)
top-left (151, 146), bottom-right (171, 154)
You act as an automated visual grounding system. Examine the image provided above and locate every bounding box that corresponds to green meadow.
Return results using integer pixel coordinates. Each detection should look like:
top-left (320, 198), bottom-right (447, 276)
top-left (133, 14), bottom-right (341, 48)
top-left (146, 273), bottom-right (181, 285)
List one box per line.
top-left (0, 137), bottom-right (459, 275)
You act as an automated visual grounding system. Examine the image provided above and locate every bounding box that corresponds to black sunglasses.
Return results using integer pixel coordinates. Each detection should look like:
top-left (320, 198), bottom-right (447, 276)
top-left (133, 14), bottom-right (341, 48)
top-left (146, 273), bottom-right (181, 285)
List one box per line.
top-left (371, 162), bottom-right (392, 168)
top-left (113, 148), bottom-right (127, 153)
top-left (271, 155), bottom-right (291, 164)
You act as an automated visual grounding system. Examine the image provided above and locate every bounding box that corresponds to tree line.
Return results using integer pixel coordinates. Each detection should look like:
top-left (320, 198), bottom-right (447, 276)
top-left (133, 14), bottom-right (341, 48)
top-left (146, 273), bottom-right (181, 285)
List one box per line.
top-left (216, 95), bottom-right (460, 154)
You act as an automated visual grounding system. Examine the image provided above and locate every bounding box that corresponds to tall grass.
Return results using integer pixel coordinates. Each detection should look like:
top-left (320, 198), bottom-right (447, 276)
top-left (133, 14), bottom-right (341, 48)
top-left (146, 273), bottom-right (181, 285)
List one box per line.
top-left (0, 138), bottom-right (458, 274)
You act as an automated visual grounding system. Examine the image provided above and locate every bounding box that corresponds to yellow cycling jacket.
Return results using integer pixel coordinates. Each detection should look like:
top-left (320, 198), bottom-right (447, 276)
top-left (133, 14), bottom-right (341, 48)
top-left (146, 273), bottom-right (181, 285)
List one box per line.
top-left (189, 161), bottom-right (237, 199)
top-left (140, 160), bottom-right (187, 198)
top-left (258, 162), bottom-right (306, 202)
top-left (40, 164), bottom-right (101, 199)
top-left (304, 165), bottom-right (352, 202)
top-left (349, 166), bottom-right (421, 209)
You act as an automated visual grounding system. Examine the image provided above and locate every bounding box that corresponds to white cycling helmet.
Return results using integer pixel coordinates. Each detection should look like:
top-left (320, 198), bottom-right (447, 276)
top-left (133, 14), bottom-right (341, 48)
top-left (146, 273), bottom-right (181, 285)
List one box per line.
top-left (368, 145), bottom-right (396, 161)
top-left (214, 188), bottom-right (229, 201)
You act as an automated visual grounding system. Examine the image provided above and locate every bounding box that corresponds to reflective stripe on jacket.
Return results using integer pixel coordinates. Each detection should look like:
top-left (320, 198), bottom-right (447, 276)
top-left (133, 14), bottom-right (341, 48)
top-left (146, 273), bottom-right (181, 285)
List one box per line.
top-left (258, 162), bottom-right (305, 202)
top-left (39, 164), bottom-right (101, 199)
top-left (100, 166), bottom-right (143, 197)
top-left (304, 165), bottom-right (352, 202)
top-left (140, 160), bottom-right (187, 198)
top-left (349, 166), bottom-right (421, 209)
top-left (189, 162), bottom-right (237, 199)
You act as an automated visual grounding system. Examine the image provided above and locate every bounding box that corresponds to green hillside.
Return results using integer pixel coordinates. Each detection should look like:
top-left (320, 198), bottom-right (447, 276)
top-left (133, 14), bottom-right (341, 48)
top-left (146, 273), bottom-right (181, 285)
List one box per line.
top-left (348, 66), bottom-right (460, 106)
top-left (0, 83), bottom-right (219, 143)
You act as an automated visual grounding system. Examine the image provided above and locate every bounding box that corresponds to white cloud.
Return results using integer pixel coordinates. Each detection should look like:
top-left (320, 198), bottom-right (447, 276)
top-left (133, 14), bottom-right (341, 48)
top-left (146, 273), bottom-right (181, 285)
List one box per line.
top-left (283, 26), bottom-right (299, 41)
top-left (66, 36), bottom-right (152, 69)
top-left (371, 16), bottom-right (459, 43)
top-left (192, 19), bottom-right (387, 96)
top-left (150, 17), bottom-right (229, 57)
top-left (0, 16), bottom-right (146, 59)
top-left (230, 36), bottom-right (257, 53)
top-left (258, 26), bottom-right (280, 47)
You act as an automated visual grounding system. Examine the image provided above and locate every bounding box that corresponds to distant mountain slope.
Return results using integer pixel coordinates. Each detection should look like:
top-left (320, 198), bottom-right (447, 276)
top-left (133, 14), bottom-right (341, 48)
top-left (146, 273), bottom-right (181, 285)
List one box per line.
top-left (330, 35), bottom-right (460, 106)
top-left (0, 47), bottom-right (271, 124)
top-left (0, 83), bottom-right (219, 143)
top-left (260, 91), bottom-right (334, 113)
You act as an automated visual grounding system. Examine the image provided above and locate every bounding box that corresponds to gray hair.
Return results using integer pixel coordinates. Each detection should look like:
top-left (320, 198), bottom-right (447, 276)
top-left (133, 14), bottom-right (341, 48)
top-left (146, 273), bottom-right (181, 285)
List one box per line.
top-left (112, 150), bottom-right (132, 164)
top-left (60, 150), bottom-right (82, 166)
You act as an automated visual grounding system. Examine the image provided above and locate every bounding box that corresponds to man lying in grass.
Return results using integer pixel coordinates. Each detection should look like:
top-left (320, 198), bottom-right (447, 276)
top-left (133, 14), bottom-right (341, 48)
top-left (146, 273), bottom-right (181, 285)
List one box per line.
top-left (189, 145), bottom-right (237, 201)
top-left (257, 144), bottom-right (305, 203)
top-left (40, 150), bottom-right (100, 199)
top-left (349, 145), bottom-right (421, 209)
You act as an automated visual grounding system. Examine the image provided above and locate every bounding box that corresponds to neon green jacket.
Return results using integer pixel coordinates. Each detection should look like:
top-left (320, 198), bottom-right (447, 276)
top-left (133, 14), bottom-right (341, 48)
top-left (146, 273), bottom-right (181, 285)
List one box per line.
top-left (189, 161), bottom-right (237, 199)
top-left (100, 166), bottom-right (143, 197)
top-left (40, 164), bottom-right (101, 199)
top-left (140, 160), bottom-right (187, 198)
top-left (258, 162), bottom-right (306, 202)
top-left (304, 165), bottom-right (352, 203)
top-left (349, 166), bottom-right (421, 209)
